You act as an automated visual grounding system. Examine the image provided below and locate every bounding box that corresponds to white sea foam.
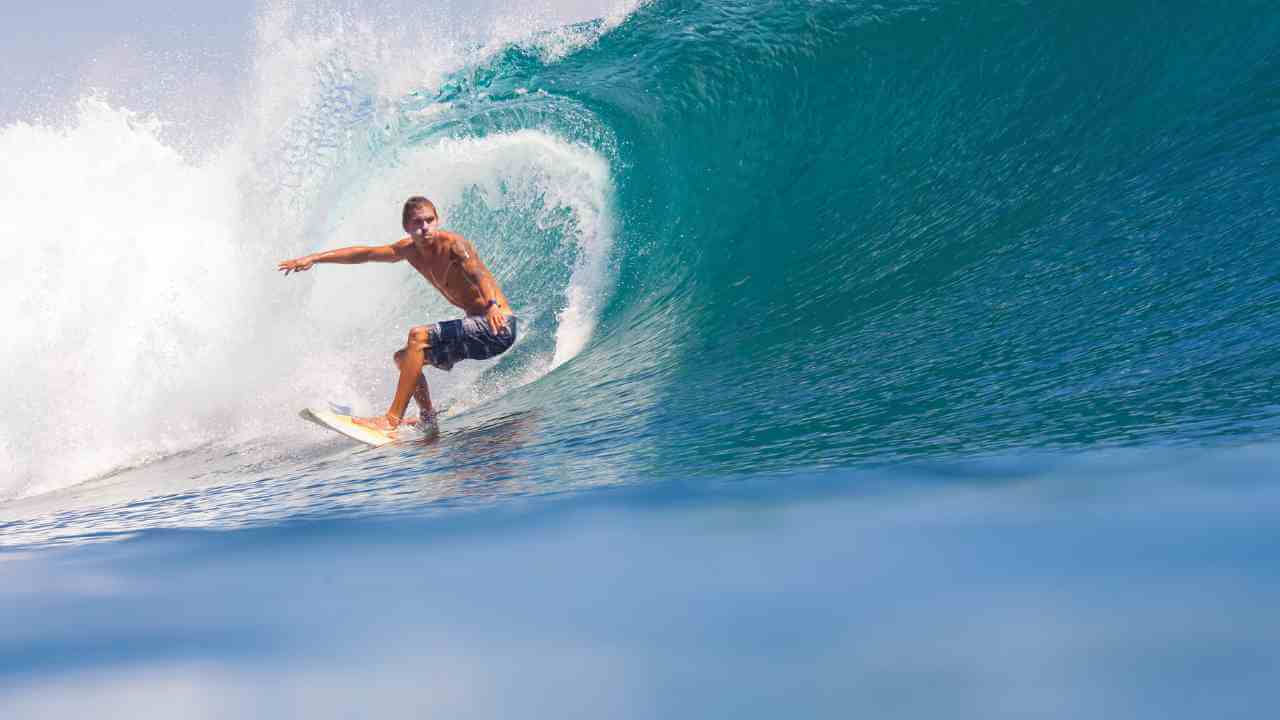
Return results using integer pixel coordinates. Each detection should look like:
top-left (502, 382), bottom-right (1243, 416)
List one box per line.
top-left (485, 0), bottom-right (649, 62)
top-left (0, 99), bottom-right (248, 499)
top-left (0, 0), bottom-right (635, 500)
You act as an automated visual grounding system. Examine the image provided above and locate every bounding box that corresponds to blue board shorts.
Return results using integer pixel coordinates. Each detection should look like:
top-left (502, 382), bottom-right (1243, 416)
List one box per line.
top-left (427, 315), bottom-right (518, 371)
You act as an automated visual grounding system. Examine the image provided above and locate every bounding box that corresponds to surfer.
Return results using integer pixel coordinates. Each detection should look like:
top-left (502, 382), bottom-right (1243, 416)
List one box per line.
top-left (277, 196), bottom-right (517, 433)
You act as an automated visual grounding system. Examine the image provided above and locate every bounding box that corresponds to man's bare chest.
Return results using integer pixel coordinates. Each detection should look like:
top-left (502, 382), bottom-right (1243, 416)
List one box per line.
top-left (408, 247), bottom-right (460, 292)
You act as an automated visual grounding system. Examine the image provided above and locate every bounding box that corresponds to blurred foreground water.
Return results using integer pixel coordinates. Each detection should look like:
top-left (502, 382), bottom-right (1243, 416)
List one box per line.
top-left (4, 443), bottom-right (1278, 719)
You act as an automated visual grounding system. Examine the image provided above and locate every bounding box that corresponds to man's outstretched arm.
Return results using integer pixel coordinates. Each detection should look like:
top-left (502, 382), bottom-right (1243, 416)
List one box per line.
top-left (278, 239), bottom-right (412, 275)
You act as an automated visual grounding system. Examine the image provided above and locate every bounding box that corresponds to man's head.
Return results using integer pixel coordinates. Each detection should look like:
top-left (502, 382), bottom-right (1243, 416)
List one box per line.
top-left (402, 196), bottom-right (438, 239)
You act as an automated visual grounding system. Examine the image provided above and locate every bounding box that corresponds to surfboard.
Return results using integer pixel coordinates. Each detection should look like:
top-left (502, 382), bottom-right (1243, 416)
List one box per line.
top-left (300, 407), bottom-right (396, 447)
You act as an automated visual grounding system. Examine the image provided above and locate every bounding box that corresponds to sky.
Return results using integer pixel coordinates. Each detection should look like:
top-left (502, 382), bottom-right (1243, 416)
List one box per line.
top-left (1, 0), bottom-right (257, 141)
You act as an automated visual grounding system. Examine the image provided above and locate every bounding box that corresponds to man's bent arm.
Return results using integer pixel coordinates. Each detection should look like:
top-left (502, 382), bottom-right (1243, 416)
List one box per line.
top-left (451, 237), bottom-right (506, 309)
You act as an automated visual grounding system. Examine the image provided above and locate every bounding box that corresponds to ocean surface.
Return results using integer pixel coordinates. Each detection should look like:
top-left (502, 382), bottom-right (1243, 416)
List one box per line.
top-left (2, 0), bottom-right (1279, 716)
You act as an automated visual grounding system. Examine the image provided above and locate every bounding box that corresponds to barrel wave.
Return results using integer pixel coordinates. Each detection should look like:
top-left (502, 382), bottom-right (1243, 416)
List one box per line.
top-left (2, 0), bottom-right (1279, 533)
top-left (6, 2), bottom-right (1280, 712)
top-left (483, 0), bottom-right (1280, 473)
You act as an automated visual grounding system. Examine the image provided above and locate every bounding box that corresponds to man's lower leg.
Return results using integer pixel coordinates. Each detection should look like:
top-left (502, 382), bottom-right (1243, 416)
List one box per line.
top-left (386, 329), bottom-right (429, 425)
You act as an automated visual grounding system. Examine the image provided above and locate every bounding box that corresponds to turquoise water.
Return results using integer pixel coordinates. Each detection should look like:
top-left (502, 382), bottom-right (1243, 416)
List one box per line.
top-left (2, 0), bottom-right (1279, 715)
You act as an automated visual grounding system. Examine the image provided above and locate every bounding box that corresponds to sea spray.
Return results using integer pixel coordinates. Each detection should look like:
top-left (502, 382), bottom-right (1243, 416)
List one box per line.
top-left (0, 100), bottom-right (247, 497)
top-left (0, 0), bottom-right (630, 499)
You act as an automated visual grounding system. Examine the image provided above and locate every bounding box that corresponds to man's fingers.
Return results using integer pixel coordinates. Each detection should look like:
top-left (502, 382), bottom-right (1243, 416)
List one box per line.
top-left (277, 259), bottom-right (306, 274)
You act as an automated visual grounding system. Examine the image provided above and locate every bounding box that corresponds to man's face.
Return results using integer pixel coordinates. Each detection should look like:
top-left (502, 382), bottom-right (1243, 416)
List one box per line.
top-left (404, 205), bottom-right (438, 240)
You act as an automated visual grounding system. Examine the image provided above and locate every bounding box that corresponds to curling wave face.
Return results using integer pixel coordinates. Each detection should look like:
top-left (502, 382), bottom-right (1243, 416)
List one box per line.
top-left (2, 0), bottom-right (1279, 527)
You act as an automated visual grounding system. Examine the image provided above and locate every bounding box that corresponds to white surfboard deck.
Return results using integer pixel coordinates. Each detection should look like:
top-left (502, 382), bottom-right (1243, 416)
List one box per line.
top-left (300, 407), bottom-right (396, 447)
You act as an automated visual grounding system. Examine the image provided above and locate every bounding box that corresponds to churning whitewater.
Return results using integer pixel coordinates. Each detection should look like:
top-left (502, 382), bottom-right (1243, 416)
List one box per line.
top-left (0, 3), bottom-right (630, 500)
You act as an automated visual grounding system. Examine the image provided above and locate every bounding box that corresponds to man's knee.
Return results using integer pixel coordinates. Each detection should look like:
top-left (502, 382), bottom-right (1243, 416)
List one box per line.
top-left (407, 325), bottom-right (430, 347)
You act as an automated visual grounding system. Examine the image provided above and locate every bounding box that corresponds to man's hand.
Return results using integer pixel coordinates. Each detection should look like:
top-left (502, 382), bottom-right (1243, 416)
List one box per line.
top-left (485, 302), bottom-right (508, 334)
top-left (277, 255), bottom-right (315, 275)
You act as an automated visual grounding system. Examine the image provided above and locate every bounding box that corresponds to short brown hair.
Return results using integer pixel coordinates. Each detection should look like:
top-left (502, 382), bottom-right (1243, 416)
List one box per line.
top-left (402, 196), bottom-right (437, 225)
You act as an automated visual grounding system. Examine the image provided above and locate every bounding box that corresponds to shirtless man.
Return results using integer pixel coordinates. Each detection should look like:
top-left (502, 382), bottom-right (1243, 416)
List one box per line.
top-left (277, 196), bottom-right (516, 433)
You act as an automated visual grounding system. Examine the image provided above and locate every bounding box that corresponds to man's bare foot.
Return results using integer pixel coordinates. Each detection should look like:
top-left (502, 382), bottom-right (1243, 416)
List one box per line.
top-left (352, 414), bottom-right (398, 432)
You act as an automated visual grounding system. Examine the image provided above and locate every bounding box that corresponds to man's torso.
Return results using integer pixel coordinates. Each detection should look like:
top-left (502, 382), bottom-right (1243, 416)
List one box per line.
top-left (403, 232), bottom-right (511, 316)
